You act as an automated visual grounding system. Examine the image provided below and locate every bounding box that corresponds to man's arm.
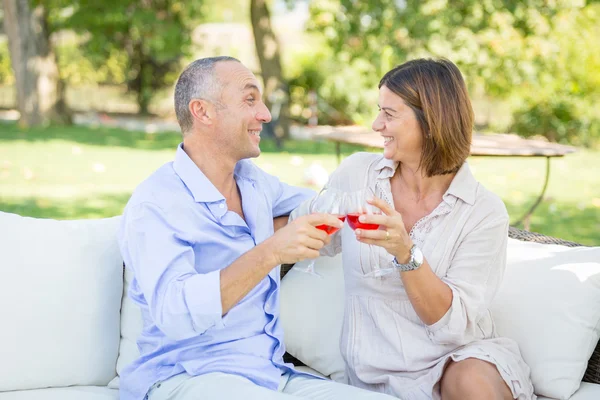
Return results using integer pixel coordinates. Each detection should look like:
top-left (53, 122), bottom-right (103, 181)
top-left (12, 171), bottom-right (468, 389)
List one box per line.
top-left (273, 215), bottom-right (289, 232)
top-left (121, 202), bottom-right (343, 339)
top-left (219, 213), bottom-right (343, 315)
top-left (120, 202), bottom-right (224, 340)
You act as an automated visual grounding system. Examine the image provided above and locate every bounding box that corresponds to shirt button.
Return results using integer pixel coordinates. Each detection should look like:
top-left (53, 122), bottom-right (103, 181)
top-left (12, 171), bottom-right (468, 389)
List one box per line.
top-left (219, 204), bottom-right (225, 209)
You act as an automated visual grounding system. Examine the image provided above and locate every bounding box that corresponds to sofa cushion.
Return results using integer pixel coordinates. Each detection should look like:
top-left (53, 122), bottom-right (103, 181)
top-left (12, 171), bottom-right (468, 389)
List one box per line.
top-left (0, 213), bottom-right (123, 391)
top-left (537, 383), bottom-right (600, 400)
top-left (280, 254), bottom-right (346, 382)
top-left (0, 386), bottom-right (118, 400)
top-left (108, 266), bottom-right (144, 389)
top-left (491, 239), bottom-right (600, 399)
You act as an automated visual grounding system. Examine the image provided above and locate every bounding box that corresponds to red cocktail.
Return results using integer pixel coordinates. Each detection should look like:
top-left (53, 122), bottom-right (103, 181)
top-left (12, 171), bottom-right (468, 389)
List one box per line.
top-left (346, 213), bottom-right (379, 231)
top-left (316, 215), bottom-right (347, 234)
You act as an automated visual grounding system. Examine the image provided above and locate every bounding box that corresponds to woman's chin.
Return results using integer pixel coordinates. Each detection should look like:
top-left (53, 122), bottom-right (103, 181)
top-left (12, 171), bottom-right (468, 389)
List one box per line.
top-left (382, 148), bottom-right (396, 160)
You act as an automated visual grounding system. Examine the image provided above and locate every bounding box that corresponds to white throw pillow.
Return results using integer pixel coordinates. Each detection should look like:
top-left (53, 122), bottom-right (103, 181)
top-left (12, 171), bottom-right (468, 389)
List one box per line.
top-left (491, 239), bottom-right (600, 399)
top-left (0, 213), bottom-right (123, 391)
top-left (108, 266), bottom-right (144, 389)
top-left (280, 254), bottom-right (346, 382)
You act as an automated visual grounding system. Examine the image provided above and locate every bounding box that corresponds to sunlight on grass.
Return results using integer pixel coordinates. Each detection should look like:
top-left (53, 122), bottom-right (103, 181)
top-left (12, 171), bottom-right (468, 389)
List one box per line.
top-left (1, 123), bottom-right (598, 245)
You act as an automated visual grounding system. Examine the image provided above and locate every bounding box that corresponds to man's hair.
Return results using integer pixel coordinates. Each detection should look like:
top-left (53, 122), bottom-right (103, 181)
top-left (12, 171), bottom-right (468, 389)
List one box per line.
top-left (379, 58), bottom-right (474, 177)
top-left (174, 56), bottom-right (240, 134)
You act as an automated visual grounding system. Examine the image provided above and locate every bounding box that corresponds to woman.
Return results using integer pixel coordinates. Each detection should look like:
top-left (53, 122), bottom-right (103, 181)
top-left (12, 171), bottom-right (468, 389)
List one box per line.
top-left (292, 59), bottom-right (535, 400)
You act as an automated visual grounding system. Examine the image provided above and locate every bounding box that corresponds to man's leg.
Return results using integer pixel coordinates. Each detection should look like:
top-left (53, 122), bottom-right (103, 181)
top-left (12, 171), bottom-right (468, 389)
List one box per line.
top-left (282, 374), bottom-right (398, 400)
top-left (147, 372), bottom-right (298, 400)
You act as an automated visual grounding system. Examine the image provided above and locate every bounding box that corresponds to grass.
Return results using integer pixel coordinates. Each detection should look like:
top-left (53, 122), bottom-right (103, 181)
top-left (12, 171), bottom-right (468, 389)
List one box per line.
top-left (0, 122), bottom-right (598, 246)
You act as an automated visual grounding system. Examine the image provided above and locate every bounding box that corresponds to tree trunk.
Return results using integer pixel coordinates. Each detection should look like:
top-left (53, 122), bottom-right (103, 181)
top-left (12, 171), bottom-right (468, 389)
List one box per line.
top-left (3, 0), bottom-right (71, 127)
top-left (126, 38), bottom-right (150, 115)
top-left (250, 0), bottom-right (290, 145)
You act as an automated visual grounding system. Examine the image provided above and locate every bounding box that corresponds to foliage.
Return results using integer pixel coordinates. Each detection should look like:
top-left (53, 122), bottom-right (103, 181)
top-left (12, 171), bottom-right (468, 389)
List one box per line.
top-left (510, 4), bottom-right (600, 145)
top-left (306, 0), bottom-right (600, 145)
top-left (42, 0), bottom-right (204, 114)
top-left (287, 48), bottom-right (378, 125)
top-left (511, 98), bottom-right (600, 146)
top-left (309, 0), bottom-right (585, 94)
top-left (54, 39), bottom-right (128, 86)
top-left (0, 40), bottom-right (13, 85)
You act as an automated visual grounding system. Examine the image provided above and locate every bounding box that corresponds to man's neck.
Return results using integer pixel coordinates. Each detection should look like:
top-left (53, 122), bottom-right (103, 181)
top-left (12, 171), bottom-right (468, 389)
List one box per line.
top-left (182, 135), bottom-right (238, 198)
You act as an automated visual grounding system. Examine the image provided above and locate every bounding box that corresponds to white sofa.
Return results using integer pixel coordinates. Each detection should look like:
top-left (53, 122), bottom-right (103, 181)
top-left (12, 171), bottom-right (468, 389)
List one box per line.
top-left (0, 212), bottom-right (599, 400)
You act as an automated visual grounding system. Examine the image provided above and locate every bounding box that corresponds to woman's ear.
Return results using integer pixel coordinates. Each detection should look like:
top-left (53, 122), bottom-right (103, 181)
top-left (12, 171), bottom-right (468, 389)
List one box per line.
top-left (189, 99), bottom-right (215, 126)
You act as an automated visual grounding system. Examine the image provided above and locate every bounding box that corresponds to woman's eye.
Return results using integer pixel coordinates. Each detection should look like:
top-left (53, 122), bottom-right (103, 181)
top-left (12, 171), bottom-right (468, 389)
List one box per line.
top-left (379, 108), bottom-right (392, 119)
top-left (247, 97), bottom-right (255, 103)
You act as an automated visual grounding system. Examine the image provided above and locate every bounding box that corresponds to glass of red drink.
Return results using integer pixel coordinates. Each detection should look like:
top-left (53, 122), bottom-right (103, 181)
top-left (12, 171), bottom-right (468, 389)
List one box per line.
top-left (295, 187), bottom-right (346, 277)
top-left (345, 188), bottom-right (381, 231)
top-left (345, 188), bottom-right (396, 277)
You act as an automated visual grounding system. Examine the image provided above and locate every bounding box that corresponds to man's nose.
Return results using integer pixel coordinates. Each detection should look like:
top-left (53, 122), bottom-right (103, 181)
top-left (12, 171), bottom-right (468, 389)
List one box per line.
top-left (256, 102), bottom-right (272, 123)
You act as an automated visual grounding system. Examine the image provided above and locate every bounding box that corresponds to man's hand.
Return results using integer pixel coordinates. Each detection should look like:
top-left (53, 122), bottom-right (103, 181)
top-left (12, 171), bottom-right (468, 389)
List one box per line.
top-left (264, 213), bottom-right (344, 265)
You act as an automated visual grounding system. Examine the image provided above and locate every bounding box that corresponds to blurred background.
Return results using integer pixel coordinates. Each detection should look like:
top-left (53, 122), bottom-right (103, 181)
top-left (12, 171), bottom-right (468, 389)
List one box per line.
top-left (0, 0), bottom-right (598, 245)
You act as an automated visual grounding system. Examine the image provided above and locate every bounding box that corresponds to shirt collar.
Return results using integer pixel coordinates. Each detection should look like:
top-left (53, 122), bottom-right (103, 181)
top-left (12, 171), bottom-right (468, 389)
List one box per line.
top-left (172, 143), bottom-right (224, 203)
top-left (445, 162), bottom-right (477, 205)
top-left (373, 157), bottom-right (397, 180)
top-left (374, 157), bottom-right (477, 206)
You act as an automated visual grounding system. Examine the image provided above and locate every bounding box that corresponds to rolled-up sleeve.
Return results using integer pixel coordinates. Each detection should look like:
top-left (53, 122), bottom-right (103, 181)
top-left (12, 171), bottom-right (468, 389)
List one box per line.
top-left (120, 202), bottom-right (224, 341)
top-left (425, 214), bottom-right (509, 346)
top-left (265, 173), bottom-right (314, 218)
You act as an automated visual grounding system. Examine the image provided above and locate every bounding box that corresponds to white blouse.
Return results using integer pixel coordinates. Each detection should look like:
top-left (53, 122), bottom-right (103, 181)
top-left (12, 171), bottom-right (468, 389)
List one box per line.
top-left (292, 152), bottom-right (536, 400)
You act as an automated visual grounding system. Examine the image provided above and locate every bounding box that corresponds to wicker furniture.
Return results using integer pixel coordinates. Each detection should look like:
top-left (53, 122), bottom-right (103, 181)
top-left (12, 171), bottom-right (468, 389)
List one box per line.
top-left (280, 226), bottom-right (600, 385)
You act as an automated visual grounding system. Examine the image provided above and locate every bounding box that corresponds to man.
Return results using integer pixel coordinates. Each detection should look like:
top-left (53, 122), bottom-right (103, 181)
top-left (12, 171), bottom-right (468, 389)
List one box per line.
top-left (118, 57), bottom-right (395, 400)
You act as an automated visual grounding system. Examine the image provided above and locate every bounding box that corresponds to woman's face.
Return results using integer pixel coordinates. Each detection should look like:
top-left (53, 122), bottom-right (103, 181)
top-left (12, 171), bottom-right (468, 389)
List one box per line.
top-left (372, 85), bottom-right (423, 164)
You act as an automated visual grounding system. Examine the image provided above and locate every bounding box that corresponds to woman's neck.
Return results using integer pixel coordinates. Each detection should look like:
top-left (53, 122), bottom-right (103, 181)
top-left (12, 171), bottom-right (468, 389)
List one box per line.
top-left (395, 162), bottom-right (455, 203)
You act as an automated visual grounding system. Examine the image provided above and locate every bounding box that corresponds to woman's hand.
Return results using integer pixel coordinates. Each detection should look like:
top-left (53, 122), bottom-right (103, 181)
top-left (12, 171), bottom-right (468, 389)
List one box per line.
top-left (354, 197), bottom-right (413, 263)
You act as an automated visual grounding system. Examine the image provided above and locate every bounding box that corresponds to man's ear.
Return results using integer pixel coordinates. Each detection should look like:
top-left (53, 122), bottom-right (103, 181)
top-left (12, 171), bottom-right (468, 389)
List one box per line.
top-left (189, 99), bottom-right (215, 126)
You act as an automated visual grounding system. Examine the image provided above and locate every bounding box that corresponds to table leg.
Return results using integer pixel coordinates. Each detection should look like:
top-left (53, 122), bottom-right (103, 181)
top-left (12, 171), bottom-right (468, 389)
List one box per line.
top-left (512, 157), bottom-right (551, 230)
top-left (336, 142), bottom-right (341, 164)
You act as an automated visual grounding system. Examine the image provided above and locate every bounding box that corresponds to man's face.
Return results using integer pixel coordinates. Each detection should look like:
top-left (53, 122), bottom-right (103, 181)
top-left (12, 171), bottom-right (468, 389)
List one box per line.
top-left (213, 61), bottom-right (272, 160)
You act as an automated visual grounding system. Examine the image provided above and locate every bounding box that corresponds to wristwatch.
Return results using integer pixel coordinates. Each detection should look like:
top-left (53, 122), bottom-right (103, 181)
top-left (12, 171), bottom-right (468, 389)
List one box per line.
top-left (392, 245), bottom-right (424, 271)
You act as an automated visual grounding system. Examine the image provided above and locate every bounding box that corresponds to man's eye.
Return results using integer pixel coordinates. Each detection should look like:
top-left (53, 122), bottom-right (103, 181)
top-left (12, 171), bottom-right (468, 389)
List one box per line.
top-left (247, 97), bottom-right (255, 103)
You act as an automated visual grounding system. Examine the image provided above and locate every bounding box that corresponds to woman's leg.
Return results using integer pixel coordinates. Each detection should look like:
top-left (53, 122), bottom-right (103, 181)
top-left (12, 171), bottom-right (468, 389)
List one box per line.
top-left (440, 358), bottom-right (512, 400)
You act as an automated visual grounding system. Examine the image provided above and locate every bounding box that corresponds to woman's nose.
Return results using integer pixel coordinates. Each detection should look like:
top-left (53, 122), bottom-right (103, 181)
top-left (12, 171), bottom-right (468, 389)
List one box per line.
top-left (372, 115), bottom-right (384, 132)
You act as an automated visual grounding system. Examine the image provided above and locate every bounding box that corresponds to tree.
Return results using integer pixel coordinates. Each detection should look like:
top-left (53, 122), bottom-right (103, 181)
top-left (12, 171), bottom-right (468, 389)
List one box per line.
top-left (305, 0), bottom-right (600, 144)
top-left (3, 0), bottom-right (71, 127)
top-left (309, 0), bottom-right (590, 97)
top-left (60, 0), bottom-right (203, 115)
top-left (250, 0), bottom-right (290, 143)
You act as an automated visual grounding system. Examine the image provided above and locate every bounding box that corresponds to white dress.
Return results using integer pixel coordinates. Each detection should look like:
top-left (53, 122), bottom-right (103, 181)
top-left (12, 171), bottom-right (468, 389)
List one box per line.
top-left (292, 152), bottom-right (536, 400)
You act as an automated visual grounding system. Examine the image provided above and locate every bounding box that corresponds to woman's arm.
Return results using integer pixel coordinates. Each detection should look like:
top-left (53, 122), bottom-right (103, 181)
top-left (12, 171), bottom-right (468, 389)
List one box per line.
top-left (355, 197), bottom-right (452, 324)
top-left (397, 258), bottom-right (453, 325)
top-left (356, 197), bottom-right (509, 345)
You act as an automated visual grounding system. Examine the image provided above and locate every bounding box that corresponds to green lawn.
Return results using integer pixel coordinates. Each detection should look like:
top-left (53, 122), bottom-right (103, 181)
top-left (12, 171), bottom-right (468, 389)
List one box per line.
top-left (1, 123), bottom-right (598, 246)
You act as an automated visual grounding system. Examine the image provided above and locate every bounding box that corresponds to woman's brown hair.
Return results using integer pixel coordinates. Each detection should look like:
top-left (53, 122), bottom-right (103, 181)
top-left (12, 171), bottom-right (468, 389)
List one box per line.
top-left (379, 58), bottom-right (473, 177)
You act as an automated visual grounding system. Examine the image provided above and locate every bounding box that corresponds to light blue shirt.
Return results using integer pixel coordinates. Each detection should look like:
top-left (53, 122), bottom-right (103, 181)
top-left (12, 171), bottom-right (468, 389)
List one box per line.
top-left (118, 144), bottom-right (314, 400)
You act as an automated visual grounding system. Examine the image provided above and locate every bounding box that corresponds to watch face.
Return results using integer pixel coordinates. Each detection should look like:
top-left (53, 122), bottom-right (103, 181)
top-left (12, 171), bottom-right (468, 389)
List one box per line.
top-left (413, 247), bottom-right (424, 264)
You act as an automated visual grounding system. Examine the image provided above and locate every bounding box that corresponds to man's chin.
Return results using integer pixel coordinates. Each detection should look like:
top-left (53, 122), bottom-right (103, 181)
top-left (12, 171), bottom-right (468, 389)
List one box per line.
top-left (241, 147), bottom-right (261, 160)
